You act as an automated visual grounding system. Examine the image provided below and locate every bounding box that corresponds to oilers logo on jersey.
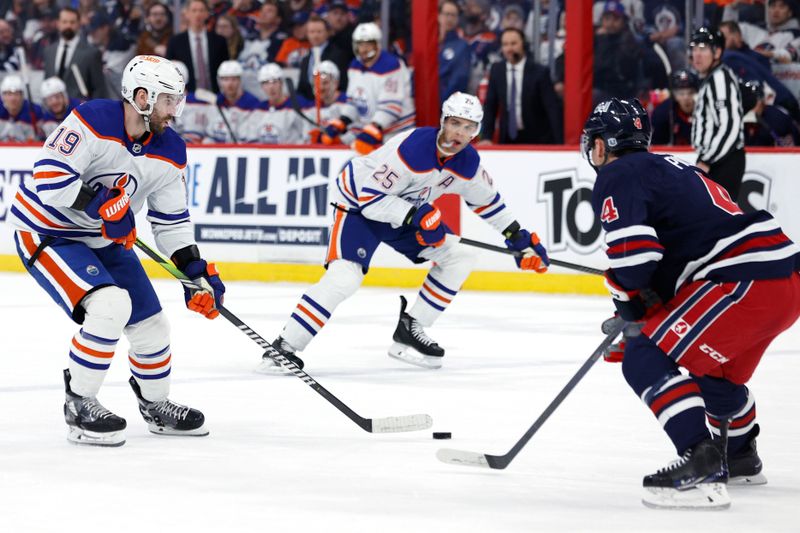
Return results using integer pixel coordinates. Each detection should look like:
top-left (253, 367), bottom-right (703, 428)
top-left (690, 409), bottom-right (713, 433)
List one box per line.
top-left (86, 173), bottom-right (138, 197)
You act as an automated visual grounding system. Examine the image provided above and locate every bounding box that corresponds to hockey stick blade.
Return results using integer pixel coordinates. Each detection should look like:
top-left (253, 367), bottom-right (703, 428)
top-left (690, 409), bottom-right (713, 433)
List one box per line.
top-left (458, 237), bottom-right (604, 276)
top-left (133, 238), bottom-right (432, 434)
top-left (436, 448), bottom-right (491, 468)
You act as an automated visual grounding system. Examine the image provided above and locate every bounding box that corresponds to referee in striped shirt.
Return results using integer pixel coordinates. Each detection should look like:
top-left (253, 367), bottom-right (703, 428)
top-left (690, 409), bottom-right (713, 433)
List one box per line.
top-left (690, 27), bottom-right (746, 204)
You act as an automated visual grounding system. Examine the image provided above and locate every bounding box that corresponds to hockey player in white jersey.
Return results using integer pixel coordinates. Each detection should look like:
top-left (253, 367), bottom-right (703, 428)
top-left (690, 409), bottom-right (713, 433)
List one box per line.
top-left (39, 77), bottom-right (82, 137)
top-left (171, 60), bottom-right (213, 144)
top-left (7, 55), bottom-right (226, 446)
top-left (243, 62), bottom-right (307, 144)
top-left (205, 60), bottom-right (260, 143)
top-left (305, 60), bottom-right (351, 144)
top-left (320, 22), bottom-right (415, 155)
top-left (0, 75), bottom-right (44, 142)
top-left (257, 92), bottom-right (549, 373)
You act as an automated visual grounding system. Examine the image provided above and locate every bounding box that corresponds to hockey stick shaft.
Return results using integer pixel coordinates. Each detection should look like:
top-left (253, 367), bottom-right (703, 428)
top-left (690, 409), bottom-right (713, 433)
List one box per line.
top-left (458, 237), bottom-right (604, 276)
top-left (133, 238), bottom-right (431, 433)
top-left (285, 76), bottom-right (322, 127)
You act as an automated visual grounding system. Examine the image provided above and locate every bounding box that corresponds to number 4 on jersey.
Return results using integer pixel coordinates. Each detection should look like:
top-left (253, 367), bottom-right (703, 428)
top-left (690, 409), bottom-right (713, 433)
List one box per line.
top-left (600, 196), bottom-right (620, 223)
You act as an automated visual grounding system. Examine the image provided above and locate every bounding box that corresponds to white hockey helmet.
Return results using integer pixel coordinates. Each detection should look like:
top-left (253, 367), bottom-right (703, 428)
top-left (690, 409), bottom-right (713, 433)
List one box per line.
top-left (41, 77), bottom-right (68, 99)
top-left (314, 60), bottom-right (340, 81)
top-left (1, 75), bottom-right (24, 94)
top-left (121, 55), bottom-right (185, 122)
top-left (352, 22), bottom-right (382, 59)
top-left (441, 92), bottom-right (483, 138)
top-left (217, 60), bottom-right (243, 79)
top-left (257, 63), bottom-right (284, 83)
top-left (171, 60), bottom-right (190, 84)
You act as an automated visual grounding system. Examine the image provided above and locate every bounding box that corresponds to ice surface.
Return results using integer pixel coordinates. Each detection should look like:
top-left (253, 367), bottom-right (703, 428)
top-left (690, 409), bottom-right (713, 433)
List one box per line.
top-left (1, 272), bottom-right (798, 532)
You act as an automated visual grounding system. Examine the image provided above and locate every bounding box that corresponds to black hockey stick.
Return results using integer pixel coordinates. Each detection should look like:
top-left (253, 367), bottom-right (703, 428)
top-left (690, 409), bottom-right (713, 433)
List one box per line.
top-left (284, 77), bottom-right (322, 127)
top-left (134, 238), bottom-right (432, 434)
top-left (194, 88), bottom-right (239, 144)
top-left (437, 319), bottom-right (625, 469)
top-left (458, 237), bottom-right (604, 276)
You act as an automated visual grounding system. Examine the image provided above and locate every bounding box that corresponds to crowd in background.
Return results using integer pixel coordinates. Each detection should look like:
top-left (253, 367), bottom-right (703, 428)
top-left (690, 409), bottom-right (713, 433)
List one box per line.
top-left (0, 0), bottom-right (799, 148)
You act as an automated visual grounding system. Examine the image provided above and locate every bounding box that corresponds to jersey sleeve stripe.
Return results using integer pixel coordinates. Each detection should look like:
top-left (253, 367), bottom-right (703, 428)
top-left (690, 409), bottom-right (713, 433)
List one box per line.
top-left (145, 152), bottom-right (187, 169)
top-left (605, 224), bottom-right (658, 242)
top-left (608, 251), bottom-right (664, 269)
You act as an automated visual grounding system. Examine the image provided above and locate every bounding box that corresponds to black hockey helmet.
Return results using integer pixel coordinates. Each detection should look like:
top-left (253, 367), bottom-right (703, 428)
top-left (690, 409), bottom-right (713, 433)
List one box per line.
top-left (581, 98), bottom-right (652, 168)
top-left (670, 69), bottom-right (700, 91)
top-left (740, 79), bottom-right (764, 113)
top-left (690, 26), bottom-right (725, 51)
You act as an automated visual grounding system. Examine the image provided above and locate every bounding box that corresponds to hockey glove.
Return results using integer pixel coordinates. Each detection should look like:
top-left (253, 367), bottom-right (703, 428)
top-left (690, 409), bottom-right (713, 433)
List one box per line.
top-left (505, 229), bottom-right (549, 273)
top-left (352, 123), bottom-right (383, 155)
top-left (309, 128), bottom-right (322, 144)
top-left (409, 204), bottom-right (446, 248)
top-left (182, 260), bottom-right (226, 319)
top-left (84, 185), bottom-right (137, 250)
top-left (321, 118), bottom-right (347, 145)
top-left (600, 314), bottom-right (646, 362)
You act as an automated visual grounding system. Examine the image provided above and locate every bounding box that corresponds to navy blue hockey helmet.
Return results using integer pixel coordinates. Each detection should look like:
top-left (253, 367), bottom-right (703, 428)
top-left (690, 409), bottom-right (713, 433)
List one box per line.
top-left (740, 79), bottom-right (764, 113)
top-left (581, 98), bottom-right (652, 166)
top-left (670, 69), bottom-right (700, 91)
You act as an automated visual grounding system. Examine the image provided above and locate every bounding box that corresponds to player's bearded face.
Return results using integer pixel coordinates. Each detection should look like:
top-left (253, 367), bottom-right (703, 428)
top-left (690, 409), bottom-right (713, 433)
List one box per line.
top-left (151, 93), bottom-right (185, 133)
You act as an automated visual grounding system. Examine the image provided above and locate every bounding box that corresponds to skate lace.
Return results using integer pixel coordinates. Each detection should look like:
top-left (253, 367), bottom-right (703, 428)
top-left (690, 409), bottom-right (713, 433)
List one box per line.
top-left (658, 449), bottom-right (692, 474)
top-left (83, 398), bottom-right (115, 420)
top-left (410, 320), bottom-right (435, 347)
top-left (152, 400), bottom-right (190, 421)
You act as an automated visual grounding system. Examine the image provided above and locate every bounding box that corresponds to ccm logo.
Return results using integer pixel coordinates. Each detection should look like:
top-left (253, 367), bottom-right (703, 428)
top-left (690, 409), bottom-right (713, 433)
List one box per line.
top-left (699, 343), bottom-right (729, 364)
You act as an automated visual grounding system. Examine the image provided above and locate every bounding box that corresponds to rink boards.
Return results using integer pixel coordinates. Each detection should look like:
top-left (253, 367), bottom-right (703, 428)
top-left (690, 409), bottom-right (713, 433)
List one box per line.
top-left (1, 144), bottom-right (799, 294)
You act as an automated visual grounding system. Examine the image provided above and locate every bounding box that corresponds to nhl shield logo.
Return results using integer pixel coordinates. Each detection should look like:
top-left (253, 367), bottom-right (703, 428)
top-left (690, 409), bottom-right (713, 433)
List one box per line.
top-left (132, 143), bottom-right (142, 154)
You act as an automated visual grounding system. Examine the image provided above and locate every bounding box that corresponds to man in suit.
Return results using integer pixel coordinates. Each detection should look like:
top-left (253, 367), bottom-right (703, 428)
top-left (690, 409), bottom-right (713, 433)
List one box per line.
top-left (296, 14), bottom-right (350, 100)
top-left (481, 28), bottom-right (563, 144)
top-left (43, 7), bottom-right (108, 99)
top-left (166, 0), bottom-right (229, 93)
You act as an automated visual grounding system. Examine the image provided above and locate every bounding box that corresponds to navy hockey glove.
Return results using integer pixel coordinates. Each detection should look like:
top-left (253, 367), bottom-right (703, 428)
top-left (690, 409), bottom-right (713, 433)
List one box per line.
top-left (352, 123), bottom-right (383, 154)
top-left (505, 229), bottom-right (549, 273)
top-left (410, 204), bottom-right (446, 247)
top-left (600, 314), bottom-right (646, 362)
top-left (183, 260), bottom-right (226, 319)
top-left (85, 184), bottom-right (137, 250)
top-left (321, 118), bottom-right (347, 145)
top-left (604, 270), bottom-right (662, 322)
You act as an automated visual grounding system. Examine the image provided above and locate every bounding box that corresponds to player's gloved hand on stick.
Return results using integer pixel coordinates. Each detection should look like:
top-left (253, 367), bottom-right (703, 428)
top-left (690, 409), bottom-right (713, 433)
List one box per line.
top-left (409, 204), bottom-right (446, 248)
top-left (600, 314), bottom-right (646, 362)
top-left (352, 123), bottom-right (383, 155)
top-left (84, 184), bottom-right (137, 250)
top-left (321, 118), bottom-right (347, 145)
top-left (505, 229), bottom-right (549, 273)
top-left (182, 260), bottom-right (226, 319)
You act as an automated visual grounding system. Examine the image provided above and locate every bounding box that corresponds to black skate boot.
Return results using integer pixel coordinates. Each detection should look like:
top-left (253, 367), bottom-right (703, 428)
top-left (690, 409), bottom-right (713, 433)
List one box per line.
top-left (129, 377), bottom-right (208, 436)
top-left (642, 438), bottom-right (730, 510)
top-left (729, 425), bottom-right (767, 486)
top-left (255, 337), bottom-right (306, 375)
top-left (388, 296), bottom-right (445, 369)
top-left (63, 369), bottom-right (126, 447)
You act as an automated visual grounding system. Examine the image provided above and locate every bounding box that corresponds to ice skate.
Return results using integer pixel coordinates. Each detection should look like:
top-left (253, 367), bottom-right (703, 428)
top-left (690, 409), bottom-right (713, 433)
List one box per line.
top-left (255, 337), bottom-right (306, 375)
top-left (387, 296), bottom-right (444, 369)
top-left (729, 425), bottom-right (767, 486)
top-left (63, 369), bottom-right (126, 447)
top-left (641, 438), bottom-right (731, 510)
top-left (129, 377), bottom-right (208, 436)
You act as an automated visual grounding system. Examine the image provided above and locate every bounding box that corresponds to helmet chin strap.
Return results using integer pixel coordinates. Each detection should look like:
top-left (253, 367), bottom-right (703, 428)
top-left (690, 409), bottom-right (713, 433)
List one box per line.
top-left (131, 99), bottom-right (154, 133)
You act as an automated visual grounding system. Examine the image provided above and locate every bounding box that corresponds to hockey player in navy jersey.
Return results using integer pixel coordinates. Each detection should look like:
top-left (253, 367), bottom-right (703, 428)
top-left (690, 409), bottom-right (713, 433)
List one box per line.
top-left (8, 55), bottom-right (226, 446)
top-left (583, 97), bottom-right (800, 509)
top-left (257, 92), bottom-right (549, 373)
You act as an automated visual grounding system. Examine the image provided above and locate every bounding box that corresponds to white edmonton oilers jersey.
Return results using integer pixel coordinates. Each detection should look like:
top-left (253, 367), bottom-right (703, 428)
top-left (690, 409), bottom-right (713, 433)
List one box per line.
top-left (331, 127), bottom-right (515, 231)
top-left (343, 51), bottom-right (415, 138)
top-left (7, 99), bottom-right (194, 255)
top-left (173, 93), bottom-right (213, 143)
top-left (0, 101), bottom-right (44, 142)
top-left (204, 92), bottom-right (260, 143)
top-left (302, 92), bottom-right (353, 144)
top-left (244, 97), bottom-right (305, 144)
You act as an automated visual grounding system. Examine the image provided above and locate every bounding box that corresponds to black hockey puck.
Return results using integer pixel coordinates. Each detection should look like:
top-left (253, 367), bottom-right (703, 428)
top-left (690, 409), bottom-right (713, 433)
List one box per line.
top-left (432, 432), bottom-right (452, 439)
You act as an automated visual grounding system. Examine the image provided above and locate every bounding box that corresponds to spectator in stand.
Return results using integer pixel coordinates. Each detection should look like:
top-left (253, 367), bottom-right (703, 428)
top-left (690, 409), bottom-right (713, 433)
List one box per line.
top-left (216, 14), bottom-right (244, 59)
top-left (239, 0), bottom-right (286, 72)
top-left (229, 0), bottom-right (261, 41)
top-left (107, 0), bottom-right (144, 45)
top-left (651, 68), bottom-right (699, 145)
top-left (741, 78), bottom-right (800, 146)
top-left (462, 0), bottom-right (498, 69)
top-left (439, 0), bottom-right (471, 104)
top-left (88, 10), bottom-right (136, 96)
top-left (730, 0), bottom-right (800, 65)
top-left (275, 10), bottom-right (310, 68)
top-left (500, 4), bottom-right (526, 31)
top-left (481, 27), bottom-right (562, 144)
top-left (207, 0), bottom-right (233, 32)
top-left (325, 0), bottom-right (355, 67)
top-left (38, 76), bottom-right (81, 137)
top-left (243, 62), bottom-right (307, 144)
top-left (205, 59), bottom-right (260, 143)
top-left (136, 2), bottom-right (173, 57)
top-left (642, 1), bottom-right (686, 70)
top-left (0, 75), bottom-right (43, 142)
top-left (44, 7), bottom-right (108, 99)
top-left (0, 19), bottom-right (20, 72)
top-left (28, 8), bottom-right (59, 70)
top-left (297, 14), bottom-right (350, 99)
top-left (167, 0), bottom-right (230, 93)
top-left (593, 1), bottom-right (643, 102)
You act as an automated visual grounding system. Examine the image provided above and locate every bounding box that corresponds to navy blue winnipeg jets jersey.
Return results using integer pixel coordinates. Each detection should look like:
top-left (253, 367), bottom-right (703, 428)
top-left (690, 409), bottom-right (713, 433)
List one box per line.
top-left (592, 151), bottom-right (800, 301)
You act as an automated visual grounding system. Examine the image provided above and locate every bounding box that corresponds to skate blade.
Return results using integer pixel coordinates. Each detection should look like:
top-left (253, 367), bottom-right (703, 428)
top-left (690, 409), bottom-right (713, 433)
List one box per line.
top-left (641, 483), bottom-right (731, 510)
top-left (388, 343), bottom-right (442, 369)
top-left (148, 423), bottom-right (209, 437)
top-left (254, 358), bottom-right (293, 375)
top-left (729, 472), bottom-right (768, 486)
top-left (67, 427), bottom-right (125, 447)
